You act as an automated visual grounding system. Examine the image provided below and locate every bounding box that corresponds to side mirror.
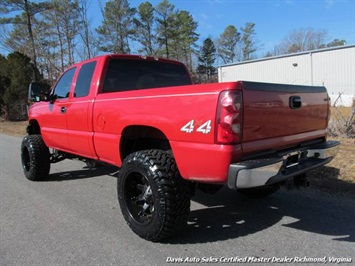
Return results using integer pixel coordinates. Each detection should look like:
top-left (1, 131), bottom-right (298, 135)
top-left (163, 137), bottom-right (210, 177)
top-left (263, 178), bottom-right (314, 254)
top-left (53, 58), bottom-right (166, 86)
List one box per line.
top-left (28, 82), bottom-right (43, 102)
top-left (28, 82), bottom-right (51, 102)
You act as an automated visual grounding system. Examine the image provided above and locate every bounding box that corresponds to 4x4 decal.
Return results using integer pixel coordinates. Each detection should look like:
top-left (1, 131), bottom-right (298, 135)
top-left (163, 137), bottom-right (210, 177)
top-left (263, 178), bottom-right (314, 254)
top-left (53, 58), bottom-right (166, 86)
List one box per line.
top-left (180, 120), bottom-right (212, 134)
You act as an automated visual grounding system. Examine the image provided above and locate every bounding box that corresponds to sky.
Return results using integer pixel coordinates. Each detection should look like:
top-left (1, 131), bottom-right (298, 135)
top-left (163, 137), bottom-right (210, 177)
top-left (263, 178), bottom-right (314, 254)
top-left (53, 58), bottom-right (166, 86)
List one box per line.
top-left (1, 0), bottom-right (354, 57)
top-left (89, 0), bottom-right (355, 56)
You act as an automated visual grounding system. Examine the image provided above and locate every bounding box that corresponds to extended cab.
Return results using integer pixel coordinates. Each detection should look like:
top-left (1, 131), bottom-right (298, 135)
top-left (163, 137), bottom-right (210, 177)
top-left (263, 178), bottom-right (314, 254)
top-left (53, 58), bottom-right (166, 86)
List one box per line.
top-left (22, 54), bottom-right (339, 241)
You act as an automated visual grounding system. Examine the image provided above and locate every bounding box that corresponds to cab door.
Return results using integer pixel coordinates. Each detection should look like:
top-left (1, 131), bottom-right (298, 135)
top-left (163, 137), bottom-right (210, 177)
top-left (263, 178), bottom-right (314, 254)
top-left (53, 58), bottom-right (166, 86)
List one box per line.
top-left (66, 60), bottom-right (98, 159)
top-left (40, 67), bottom-right (77, 151)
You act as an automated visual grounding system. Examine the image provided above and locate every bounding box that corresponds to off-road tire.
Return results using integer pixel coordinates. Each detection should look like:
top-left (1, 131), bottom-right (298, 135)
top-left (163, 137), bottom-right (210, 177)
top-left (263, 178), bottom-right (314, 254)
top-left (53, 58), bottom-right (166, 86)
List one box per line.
top-left (21, 135), bottom-right (50, 181)
top-left (117, 149), bottom-right (190, 242)
top-left (237, 185), bottom-right (280, 199)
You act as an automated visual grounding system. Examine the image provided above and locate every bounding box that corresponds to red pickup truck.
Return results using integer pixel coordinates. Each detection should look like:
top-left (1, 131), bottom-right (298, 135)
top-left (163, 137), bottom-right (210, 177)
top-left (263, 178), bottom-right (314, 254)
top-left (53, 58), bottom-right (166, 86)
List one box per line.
top-left (22, 54), bottom-right (339, 241)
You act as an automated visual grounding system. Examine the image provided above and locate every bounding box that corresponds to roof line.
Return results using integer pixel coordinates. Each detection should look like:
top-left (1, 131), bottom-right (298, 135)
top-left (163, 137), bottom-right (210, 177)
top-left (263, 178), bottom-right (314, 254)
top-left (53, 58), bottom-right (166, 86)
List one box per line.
top-left (218, 44), bottom-right (355, 68)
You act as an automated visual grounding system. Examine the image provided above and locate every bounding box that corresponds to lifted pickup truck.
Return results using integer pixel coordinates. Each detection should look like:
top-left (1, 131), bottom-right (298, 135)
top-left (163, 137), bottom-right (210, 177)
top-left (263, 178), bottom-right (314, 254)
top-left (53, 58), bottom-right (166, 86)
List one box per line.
top-left (22, 54), bottom-right (339, 241)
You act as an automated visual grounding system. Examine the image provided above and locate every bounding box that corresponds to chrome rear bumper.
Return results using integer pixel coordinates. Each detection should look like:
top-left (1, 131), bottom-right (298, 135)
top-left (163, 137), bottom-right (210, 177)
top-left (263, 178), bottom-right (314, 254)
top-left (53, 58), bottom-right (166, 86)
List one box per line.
top-left (228, 140), bottom-right (340, 189)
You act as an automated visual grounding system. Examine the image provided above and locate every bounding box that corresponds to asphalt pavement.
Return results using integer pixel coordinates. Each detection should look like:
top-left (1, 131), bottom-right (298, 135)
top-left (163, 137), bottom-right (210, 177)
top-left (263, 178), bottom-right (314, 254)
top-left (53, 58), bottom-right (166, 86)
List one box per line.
top-left (1, 134), bottom-right (354, 265)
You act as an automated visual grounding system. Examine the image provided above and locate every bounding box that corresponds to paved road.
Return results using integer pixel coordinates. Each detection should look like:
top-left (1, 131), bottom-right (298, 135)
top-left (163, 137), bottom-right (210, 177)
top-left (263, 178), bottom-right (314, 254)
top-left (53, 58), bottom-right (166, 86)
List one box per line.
top-left (1, 134), bottom-right (354, 265)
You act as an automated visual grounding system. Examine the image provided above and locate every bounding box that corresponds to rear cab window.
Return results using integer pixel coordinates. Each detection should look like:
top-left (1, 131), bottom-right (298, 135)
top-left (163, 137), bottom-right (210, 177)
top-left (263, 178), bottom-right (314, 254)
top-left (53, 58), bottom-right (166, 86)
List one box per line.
top-left (102, 59), bottom-right (192, 93)
top-left (74, 61), bottom-right (97, 98)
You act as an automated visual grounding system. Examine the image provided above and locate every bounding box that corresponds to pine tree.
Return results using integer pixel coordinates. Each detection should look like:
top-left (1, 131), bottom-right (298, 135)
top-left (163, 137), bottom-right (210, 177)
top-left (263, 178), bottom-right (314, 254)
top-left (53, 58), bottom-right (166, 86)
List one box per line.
top-left (96, 0), bottom-right (136, 54)
top-left (155, 0), bottom-right (176, 58)
top-left (0, 54), bottom-right (10, 112)
top-left (0, 0), bottom-right (51, 72)
top-left (326, 39), bottom-right (346, 47)
top-left (77, 0), bottom-right (98, 60)
top-left (41, 0), bottom-right (81, 68)
top-left (241, 22), bottom-right (257, 61)
top-left (197, 38), bottom-right (216, 83)
top-left (133, 1), bottom-right (157, 56)
top-left (172, 10), bottom-right (199, 70)
top-left (217, 25), bottom-right (240, 64)
top-left (1, 52), bottom-right (41, 120)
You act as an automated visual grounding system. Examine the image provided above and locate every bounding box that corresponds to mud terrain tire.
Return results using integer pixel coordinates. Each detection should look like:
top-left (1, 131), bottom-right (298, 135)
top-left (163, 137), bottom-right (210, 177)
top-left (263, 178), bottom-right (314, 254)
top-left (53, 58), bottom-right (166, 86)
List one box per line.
top-left (21, 135), bottom-right (50, 181)
top-left (117, 149), bottom-right (190, 242)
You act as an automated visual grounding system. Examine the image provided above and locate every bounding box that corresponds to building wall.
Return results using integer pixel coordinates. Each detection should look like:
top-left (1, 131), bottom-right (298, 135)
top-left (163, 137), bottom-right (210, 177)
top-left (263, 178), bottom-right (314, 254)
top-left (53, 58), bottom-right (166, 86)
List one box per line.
top-left (311, 47), bottom-right (354, 106)
top-left (218, 45), bottom-right (355, 107)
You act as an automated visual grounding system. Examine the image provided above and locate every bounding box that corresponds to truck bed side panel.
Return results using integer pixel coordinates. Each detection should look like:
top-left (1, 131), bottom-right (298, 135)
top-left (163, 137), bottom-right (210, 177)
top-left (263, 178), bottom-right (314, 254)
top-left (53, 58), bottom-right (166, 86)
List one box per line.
top-left (92, 84), bottom-right (234, 166)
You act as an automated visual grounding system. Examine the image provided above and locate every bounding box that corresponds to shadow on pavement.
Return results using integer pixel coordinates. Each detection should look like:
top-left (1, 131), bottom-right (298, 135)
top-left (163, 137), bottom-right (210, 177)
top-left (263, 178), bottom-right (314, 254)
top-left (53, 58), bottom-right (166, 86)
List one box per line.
top-left (310, 166), bottom-right (355, 198)
top-left (167, 187), bottom-right (355, 244)
top-left (44, 165), bottom-right (119, 182)
top-left (41, 165), bottom-right (354, 244)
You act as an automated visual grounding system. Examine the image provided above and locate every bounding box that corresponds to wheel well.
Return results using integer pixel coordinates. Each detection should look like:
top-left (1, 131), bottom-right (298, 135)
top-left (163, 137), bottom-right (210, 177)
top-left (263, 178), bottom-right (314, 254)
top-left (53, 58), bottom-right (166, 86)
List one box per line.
top-left (120, 126), bottom-right (171, 161)
top-left (27, 120), bottom-right (41, 135)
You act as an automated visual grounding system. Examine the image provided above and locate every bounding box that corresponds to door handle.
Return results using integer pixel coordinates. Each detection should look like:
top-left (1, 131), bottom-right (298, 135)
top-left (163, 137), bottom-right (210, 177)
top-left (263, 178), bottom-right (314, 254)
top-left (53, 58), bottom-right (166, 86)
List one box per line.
top-left (289, 96), bottom-right (302, 109)
top-left (60, 106), bottom-right (67, 114)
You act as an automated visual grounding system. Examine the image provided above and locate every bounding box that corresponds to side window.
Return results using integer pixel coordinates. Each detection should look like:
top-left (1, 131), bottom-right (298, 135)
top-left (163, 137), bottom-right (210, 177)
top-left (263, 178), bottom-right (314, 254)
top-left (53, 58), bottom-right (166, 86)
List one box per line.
top-left (53, 67), bottom-right (76, 99)
top-left (74, 61), bottom-right (96, 97)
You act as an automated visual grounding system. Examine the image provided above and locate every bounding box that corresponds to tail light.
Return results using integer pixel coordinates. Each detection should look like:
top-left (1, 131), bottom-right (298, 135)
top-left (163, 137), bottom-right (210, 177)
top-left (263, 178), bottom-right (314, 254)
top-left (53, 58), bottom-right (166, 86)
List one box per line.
top-left (215, 90), bottom-right (243, 144)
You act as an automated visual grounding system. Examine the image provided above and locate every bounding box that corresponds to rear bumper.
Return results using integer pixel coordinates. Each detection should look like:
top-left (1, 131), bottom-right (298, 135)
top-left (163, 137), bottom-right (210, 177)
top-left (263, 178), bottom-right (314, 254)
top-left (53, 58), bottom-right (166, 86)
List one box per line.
top-left (227, 140), bottom-right (340, 189)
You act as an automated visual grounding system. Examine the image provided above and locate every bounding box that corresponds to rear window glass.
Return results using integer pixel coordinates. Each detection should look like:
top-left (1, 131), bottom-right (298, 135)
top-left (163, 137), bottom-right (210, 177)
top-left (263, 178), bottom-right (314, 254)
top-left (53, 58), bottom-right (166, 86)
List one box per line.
top-left (103, 59), bottom-right (191, 93)
top-left (74, 61), bottom-right (96, 97)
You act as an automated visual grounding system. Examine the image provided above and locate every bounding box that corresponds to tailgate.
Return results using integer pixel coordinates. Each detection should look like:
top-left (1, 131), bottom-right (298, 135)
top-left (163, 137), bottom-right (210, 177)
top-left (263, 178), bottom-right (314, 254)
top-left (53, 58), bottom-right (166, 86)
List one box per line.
top-left (241, 81), bottom-right (329, 144)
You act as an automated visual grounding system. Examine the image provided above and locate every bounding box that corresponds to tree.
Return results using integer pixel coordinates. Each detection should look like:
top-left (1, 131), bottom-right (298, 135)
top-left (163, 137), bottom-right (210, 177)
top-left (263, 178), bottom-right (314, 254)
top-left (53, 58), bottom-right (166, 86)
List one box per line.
top-left (133, 1), bottom-right (157, 56)
top-left (0, 24), bottom-right (12, 54)
top-left (41, 0), bottom-right (81, 70)
top-left (0, 0), bottom-right (51, 70)
top-left (264, 51), bottom-right (273, 58)
top-left (197, 38), bottom-right (217, 83)
top-left (155, 0), bottom-right (176, 58)
top-left (55, 0), bottom-right (81, 66)
top-left (0, 54), bottom-right (10, 113)
top-left (274, 28), bottom-right (329, 55)
top-left (172, 10), bottom-right (199, 70)
top-left (1, 0), bottom-right (81, 80)
top-left (326, 39), bottom-right (346, 47)
top-left (96, 0), bottom-right (136, 54)
top-left (241, 22), bottom-right (257, 61)
top-left (77, 0), bottom-right (98, 60)
top-left (217, 25), bottom-right (241, 64)
top-left (1, 51), bottom-right (41, 120)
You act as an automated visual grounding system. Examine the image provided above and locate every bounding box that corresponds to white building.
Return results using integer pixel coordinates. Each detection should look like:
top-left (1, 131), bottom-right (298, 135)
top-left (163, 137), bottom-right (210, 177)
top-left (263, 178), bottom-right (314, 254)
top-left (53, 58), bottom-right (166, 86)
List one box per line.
top-left (218, 45), bottom-right (355, 107)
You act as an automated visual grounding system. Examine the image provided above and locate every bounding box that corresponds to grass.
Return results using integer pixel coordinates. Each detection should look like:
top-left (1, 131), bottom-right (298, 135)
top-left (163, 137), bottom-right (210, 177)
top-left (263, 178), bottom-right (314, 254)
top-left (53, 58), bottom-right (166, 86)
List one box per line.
top-left (0, 120), bottom-right (28, 136)
top-left (328, 106), bottom-right (354, 138)
top-left (308, 137), bottom-right (355, 197)
top-left (1, 117), bottom-right (354, 197)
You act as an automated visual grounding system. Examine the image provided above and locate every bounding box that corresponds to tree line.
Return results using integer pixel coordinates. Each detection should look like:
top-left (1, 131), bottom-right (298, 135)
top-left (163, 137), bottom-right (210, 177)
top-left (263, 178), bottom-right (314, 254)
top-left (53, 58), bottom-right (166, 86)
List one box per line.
top-left (0, 0), bottom-right (347, 120)
top-left (1, 0), bottom-right (346, 81)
